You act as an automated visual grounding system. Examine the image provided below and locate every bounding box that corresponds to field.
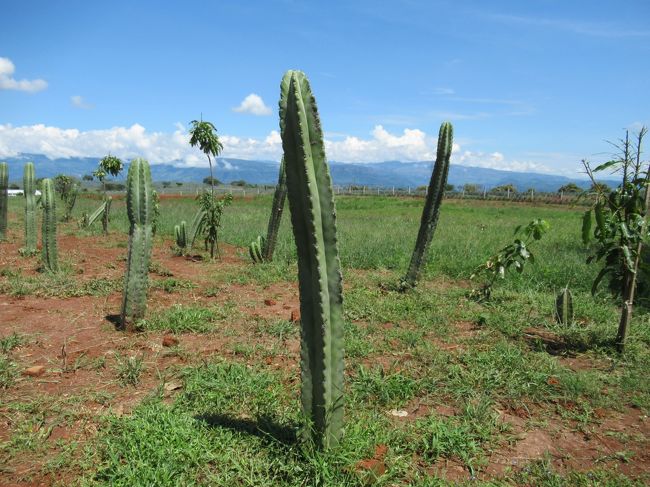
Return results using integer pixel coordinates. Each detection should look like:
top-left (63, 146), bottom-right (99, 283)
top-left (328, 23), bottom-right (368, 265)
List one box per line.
top-left (1, 193), bottom-right (649, 486)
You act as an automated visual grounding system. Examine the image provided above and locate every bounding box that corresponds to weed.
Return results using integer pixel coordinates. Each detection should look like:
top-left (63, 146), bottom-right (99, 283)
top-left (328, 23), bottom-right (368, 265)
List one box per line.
top-left (115, 354), bottom-right (145, 386)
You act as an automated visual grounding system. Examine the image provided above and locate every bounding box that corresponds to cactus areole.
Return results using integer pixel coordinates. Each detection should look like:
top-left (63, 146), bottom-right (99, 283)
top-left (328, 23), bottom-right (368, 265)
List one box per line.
top-left (280, 70), bottom-right (345, 449)
top-left (402, 122), bottom-right (454, 289)
top-left (120, 158), bottom-right (154, 330)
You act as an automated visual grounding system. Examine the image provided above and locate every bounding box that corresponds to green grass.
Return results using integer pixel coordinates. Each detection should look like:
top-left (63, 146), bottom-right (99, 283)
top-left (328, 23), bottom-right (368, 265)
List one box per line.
top-left (2, 193), bottom-right (650, 485)
top-left (140, 303), bottom-right (237, 333)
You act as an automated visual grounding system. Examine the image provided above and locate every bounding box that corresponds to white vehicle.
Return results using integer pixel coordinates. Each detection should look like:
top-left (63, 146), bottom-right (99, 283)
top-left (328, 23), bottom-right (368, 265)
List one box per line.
top-left (7, 189), bottom-right (41, 196)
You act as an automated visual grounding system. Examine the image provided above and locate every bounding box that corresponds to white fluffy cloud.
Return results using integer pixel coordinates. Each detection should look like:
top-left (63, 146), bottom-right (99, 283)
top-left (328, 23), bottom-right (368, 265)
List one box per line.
top-left (70, 95), bottom-right (93, 109)
top-left (0, 57), bottom-right (47, 93)
top-left (0, 122), bottom-right (557, 173)
top-left (233, 93), bottom-right (272, 116)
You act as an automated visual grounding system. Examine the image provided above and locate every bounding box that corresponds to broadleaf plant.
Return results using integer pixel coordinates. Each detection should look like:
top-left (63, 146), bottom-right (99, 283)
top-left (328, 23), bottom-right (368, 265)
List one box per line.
top-left (470, 219), bottom-right (550, 301)
top-left (582, 126), bottom-right (649, 352)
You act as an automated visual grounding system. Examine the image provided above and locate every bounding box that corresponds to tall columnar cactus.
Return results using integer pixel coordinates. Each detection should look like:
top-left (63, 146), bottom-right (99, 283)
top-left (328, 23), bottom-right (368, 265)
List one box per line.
top-left (262, 157), bottom-right (287, 261)
top-left (0, 162), bottom-right (8, 240)
top-left (23, 163), bottom-right (37, 254)
top-left (555, 286), bottom-right (574, 326)
top-left (41, 178), bottom-right (58, 272)
top-left (120, 159), bottom-right (154, 330)
top-left (280, 70), bottom-right (344, 449)
top-left (401, 122), bottom-right (453, 289)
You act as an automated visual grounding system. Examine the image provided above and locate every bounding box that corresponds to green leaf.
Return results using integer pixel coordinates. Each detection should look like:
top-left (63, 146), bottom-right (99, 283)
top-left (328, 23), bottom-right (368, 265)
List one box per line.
top-left (593, 159), bottom-right (619, 172)
top-left (622, 245), bottom-right (635, 270)
top-left (591, 267), bottom-right (610, 295)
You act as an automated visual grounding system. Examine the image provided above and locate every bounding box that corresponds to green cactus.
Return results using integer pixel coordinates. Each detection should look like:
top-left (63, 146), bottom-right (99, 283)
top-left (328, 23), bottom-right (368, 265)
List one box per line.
top-left (120, 158), bottom-right (154, 330)
top-left (101, 194), bottom-right (112, 234)
top-left (262, 157), bottom-right (287, 261)
top-left (84, 199), bottom-right (109, 228)
top-left (401, 122), bottom-right (453, 290)
top-left (23, 163), bottom-right (37, 254)
top-left (0, 162), bottom-right (7, 240)
top-left (249, 235), bottom-right (265, 264)
top-left (555, 286), bottom-right (574, 326)
top-left (280, 70), bottom-right (344, 449)
top-left (174, 220), bottom-right (187, 252)
top-left (41, 178), bottom-right (58, 272)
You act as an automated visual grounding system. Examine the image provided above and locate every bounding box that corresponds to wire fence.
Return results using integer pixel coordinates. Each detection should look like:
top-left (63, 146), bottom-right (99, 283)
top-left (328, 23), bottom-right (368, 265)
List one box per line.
top-left (100, 183), bottom-right (590, 206)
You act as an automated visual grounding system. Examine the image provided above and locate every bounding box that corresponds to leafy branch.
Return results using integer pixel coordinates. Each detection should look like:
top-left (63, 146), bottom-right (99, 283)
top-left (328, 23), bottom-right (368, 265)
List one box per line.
top-left (470, 219), bottom-right (550, 301)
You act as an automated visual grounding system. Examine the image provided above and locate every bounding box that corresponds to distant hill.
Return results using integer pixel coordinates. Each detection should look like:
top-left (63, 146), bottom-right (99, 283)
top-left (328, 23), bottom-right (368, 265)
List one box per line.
top-left (1, 153), bottom-right (616, 193)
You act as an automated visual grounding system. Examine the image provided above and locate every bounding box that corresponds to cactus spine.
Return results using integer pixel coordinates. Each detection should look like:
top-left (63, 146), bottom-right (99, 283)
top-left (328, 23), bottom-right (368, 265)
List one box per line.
top-left (555, 286), bottom-right (574, 326)
top-left (41, 179), bottom-right (58, 272)
top-left (120, 159), bottom-right (154, 330)
top-left (402, 122), bottom-right (453, 289)
top-left (0, 162), bottom-right (7, 240)
top-left (280, 70), bottom-right (344, 449)
top-left (23, 163), bottom-right (37, 254)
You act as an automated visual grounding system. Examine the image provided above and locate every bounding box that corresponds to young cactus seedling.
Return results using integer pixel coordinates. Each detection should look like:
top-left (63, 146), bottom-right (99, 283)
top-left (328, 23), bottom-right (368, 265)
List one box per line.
top-left (555, 286), bottom-right (574, 326)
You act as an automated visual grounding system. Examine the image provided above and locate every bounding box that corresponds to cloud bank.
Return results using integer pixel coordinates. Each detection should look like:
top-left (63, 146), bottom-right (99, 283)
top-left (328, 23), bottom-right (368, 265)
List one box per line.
top-left (0, 57), bottom-right (47, 92)
top-left (0, 122), bottom-right (558, 173)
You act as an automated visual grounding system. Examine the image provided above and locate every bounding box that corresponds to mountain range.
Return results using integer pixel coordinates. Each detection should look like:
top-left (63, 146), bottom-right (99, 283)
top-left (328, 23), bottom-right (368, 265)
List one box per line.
top-left (1, 153), bottom-right (615, 193)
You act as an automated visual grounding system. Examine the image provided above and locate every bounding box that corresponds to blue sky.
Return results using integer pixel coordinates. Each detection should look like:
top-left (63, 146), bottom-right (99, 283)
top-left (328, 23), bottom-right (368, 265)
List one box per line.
top-left (1, 0), bottom-right (649, 175)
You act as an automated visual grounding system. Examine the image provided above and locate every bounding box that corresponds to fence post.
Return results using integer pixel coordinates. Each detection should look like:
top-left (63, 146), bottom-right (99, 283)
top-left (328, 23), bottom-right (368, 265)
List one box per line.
top-left (483, 187), bottom-right (487, 199)
top-left (408, 186), bottom-right (411, 195)
top-left (530, 189), bottom-right (534, 202)
top-left (392, 186), bottom-right (395, 196)
top-left (507, 188), bottom-right (510, 199)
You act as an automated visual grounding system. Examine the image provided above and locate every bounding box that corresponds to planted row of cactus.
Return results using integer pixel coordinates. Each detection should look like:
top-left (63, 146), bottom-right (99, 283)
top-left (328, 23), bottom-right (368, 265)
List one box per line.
top-left (0, 162), bottom-right (7, 240)
top-left (120, 159), bottom-right (154, 330)
top-left (41, 178), bottom-right (58, 272)
top-left (281, 70), bottom-right (344, 449)
top-left (401, 121), bottom-right (453, 290)
top-left (23, 163), bottom-right (38, 254)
